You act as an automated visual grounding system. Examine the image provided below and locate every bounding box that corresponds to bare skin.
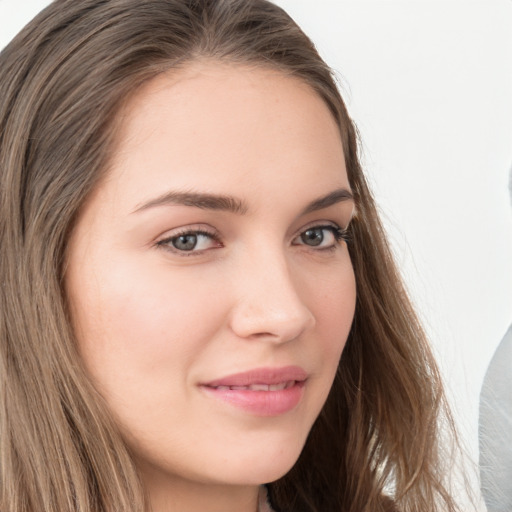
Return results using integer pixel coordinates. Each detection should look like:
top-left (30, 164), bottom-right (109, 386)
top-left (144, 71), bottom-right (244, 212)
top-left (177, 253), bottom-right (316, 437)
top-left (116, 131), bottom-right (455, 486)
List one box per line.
top-left (66, 62), bottom-right (356, 512)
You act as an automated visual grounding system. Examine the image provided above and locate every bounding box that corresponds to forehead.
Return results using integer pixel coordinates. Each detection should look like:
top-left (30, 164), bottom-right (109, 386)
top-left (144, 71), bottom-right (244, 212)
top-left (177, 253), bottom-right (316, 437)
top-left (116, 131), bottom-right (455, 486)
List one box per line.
top-left (105, 61), bottom-right (348, 210)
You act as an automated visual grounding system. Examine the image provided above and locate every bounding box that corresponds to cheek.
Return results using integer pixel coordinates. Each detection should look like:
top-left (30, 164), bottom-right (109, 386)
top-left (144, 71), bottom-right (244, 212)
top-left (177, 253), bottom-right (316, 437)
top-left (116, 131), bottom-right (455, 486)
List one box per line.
top-left (67, 253), bottom-right (228, 405)
top-left (307, 258), bottom-right (356, 350)
top-left (296, 258), bottom-right (356, 412)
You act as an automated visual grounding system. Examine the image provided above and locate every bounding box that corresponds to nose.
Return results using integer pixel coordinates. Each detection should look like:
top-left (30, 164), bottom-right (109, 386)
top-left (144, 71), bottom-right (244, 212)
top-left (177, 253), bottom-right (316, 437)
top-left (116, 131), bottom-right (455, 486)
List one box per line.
top-left (228, 250), bottom-right (315, 343)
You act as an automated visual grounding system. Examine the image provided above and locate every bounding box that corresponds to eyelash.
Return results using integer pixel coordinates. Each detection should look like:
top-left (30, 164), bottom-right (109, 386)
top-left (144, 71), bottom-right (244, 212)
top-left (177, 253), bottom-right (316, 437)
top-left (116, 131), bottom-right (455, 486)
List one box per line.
top-left (156, 224), bottom-right (350, 256)
top-left (297, 224), bottom-right (350, 250)
top-left (156, 228), bottom-right (220, 256)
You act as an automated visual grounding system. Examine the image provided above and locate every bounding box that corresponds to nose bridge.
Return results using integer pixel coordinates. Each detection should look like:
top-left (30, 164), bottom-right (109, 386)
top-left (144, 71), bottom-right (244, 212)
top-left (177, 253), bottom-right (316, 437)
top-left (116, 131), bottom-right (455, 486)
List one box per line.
top-left (229, 243), bottom-right (315, 342)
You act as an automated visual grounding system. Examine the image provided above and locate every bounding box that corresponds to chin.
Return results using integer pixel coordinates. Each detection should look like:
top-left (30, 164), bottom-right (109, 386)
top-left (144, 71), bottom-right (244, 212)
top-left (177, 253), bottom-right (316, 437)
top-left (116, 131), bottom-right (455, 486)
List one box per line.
top-left (212, 437), bottom-right (305, 486)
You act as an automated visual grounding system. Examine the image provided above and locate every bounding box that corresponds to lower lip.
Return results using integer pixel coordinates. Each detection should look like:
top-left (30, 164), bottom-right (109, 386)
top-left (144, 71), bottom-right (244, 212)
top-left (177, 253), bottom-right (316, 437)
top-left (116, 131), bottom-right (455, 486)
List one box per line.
top-left (200, 381), bottom-right (305, 417)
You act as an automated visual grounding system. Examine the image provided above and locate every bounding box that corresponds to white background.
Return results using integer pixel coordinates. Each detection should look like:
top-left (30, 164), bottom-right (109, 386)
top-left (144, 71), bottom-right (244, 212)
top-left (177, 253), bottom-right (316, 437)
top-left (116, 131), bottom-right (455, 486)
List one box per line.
top-left (2, 1), bottom-right (511, 508)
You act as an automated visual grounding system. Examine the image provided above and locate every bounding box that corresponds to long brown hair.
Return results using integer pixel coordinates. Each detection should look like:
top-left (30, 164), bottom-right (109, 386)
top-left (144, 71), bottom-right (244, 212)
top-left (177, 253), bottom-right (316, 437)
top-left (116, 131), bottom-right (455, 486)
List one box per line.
top-left (0, 1), bottom-right (461, 511)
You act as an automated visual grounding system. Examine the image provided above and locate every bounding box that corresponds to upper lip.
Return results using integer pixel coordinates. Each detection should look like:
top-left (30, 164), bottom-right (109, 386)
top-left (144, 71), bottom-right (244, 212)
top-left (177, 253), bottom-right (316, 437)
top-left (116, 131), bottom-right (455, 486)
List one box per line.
top-left (202, 366), bottom-right (308, 387)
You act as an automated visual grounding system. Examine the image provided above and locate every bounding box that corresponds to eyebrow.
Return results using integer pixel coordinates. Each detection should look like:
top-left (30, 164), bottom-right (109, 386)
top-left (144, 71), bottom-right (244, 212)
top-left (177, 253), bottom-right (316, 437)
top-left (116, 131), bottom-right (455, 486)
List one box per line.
top-left (300, 188), bottom-right (354, 215)
top-left (133, 191), bottom-right (248, 215)
top-left (132, 187), bottom-right (353, 215)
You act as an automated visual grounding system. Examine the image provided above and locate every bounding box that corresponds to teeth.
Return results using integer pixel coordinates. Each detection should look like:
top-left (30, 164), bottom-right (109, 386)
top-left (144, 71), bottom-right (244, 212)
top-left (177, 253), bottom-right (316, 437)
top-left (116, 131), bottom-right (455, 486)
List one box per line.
top-left (250, 384), bottom-right (271, 391)
top-left (213, 381), bottom-right (296, 391)
top-left (268, 383), bottom-right (286, 391)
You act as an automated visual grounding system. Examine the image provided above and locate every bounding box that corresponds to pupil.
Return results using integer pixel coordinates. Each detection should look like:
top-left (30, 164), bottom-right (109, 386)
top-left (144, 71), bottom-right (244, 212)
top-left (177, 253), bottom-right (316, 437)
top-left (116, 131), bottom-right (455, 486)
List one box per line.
top-left (173, 234), bottom-right (197, 251)
top-left (302, 228), bottom-right (323, 246)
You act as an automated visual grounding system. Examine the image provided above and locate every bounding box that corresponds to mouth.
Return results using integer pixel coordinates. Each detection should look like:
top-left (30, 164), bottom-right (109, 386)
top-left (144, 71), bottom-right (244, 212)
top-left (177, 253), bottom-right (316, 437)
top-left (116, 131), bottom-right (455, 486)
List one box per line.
top-left (200, 366), bottom-right (307, 416)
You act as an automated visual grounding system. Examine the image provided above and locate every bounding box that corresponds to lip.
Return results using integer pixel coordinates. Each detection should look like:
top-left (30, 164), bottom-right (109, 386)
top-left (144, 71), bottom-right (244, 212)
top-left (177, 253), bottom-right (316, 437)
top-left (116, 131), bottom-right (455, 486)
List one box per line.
top-left (200, 366), bottom-right (307, 417)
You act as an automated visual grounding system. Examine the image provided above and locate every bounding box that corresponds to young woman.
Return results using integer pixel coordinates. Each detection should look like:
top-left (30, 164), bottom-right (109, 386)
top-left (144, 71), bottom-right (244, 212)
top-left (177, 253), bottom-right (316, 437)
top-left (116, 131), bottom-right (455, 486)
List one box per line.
top-left (0, 1), bottom-right (462, 511)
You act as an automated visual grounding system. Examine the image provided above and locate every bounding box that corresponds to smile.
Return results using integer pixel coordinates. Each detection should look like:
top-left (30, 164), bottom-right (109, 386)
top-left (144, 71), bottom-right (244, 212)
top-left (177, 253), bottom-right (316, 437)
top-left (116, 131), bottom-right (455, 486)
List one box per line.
top-left (200, 366), bottom-right (307, 416)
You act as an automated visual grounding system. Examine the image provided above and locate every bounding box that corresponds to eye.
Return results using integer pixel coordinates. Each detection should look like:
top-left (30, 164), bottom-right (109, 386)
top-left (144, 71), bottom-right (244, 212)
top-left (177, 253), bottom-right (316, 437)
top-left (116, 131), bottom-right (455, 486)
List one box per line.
top-left (293, 224), bottom-right (348, 249)
top-left (156, 228), bottom-right (221, 254)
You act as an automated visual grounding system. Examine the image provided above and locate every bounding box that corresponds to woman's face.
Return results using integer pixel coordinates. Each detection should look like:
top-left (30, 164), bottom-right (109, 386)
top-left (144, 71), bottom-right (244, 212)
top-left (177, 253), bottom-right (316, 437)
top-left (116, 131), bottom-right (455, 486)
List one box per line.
top-left (66, 62), bottom-right (356, 500)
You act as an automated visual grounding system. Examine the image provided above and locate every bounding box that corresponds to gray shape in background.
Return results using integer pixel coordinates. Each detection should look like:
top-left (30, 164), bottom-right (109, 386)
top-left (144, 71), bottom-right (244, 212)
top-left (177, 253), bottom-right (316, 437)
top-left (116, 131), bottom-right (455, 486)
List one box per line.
top-left (479, 324), bottom-right (512, 511)
top-left (479, 165), bottom-right (512, 511)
